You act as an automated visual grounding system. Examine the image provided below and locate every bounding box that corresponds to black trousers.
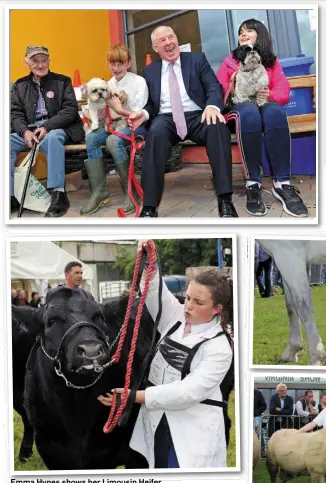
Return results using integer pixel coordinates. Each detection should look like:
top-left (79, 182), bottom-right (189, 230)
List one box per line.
top-left (141, 111), bottom-right (233, 207)
top-left (256, 258), bottom-right (273, 296)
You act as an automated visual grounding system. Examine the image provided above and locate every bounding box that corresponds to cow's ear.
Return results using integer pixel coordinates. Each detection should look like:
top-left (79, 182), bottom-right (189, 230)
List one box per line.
top-left (12, 305), bottom-right (42, 335)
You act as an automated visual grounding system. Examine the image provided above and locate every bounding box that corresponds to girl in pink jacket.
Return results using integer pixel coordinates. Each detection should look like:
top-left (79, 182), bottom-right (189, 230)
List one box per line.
top-left (216, 18), bottom-right (307, 218)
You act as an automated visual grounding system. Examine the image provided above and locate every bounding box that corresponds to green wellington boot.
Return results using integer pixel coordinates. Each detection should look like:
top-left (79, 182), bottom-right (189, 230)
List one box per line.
top-left (115, 158), bottom-right (140, 215)
top-left (80, 158), bottom-right (111, 216)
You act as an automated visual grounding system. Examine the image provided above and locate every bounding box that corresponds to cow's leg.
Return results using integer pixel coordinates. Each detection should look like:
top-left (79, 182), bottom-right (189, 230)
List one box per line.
top-left (13, 390), bottom-right (34, 462)
top-left (280, 280), bottom-right (303, 363)
top-left (18, 408), bottom-right (34, 462)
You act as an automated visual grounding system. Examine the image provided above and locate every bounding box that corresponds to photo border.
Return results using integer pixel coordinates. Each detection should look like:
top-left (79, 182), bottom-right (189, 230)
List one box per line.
top-left (249, 234), bottom-right (326, 371)
top-left (4, 3), bottom-right (319, 226)
top-left (6, 232), bottom-right (241, 476)
top-left (250, 370), bottom-right (326, 482)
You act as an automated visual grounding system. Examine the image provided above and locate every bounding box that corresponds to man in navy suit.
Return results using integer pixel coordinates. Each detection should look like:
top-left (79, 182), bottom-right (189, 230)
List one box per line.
top-left (268, 383), bottom-right (294, 437)
top-left (129, 26), bottom-right (238, 218)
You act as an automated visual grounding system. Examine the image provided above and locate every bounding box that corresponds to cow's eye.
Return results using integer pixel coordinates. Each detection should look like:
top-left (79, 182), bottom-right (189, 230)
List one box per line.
top-left (46, 318), bottom-right (56, 328)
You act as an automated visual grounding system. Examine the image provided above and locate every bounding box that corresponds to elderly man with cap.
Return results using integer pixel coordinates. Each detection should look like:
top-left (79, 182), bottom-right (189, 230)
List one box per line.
top-left (10, 45), bottom-right (85, 217)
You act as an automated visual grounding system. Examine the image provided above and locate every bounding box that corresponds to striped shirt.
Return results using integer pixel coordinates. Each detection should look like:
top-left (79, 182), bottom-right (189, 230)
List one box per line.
top-left (33, 78), bottom-right (48, 120)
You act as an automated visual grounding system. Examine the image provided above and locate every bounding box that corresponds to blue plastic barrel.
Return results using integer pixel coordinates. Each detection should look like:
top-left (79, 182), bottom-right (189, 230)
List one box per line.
top-left (279, 54), bottom-right (314, 115)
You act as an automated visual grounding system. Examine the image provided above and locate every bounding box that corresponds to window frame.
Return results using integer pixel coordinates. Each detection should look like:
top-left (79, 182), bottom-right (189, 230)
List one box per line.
top-left (123, 9), bottom-right (304, 60)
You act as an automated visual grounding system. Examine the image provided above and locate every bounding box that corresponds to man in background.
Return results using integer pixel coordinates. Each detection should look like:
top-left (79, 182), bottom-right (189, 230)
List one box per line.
top-left (255, 241), bottom-right (273, 298)
top-left (268, 383), bottom-right (294, 437)
top-left (295, 390), bottom-right (319, 428)
top-left (46, 262), bottom-right (94, 302)
top-left (318, 393), bottom-right (326, 413)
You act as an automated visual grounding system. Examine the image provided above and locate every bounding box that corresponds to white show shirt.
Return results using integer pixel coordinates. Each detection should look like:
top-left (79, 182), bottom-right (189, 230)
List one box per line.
top-left (108, 71), bottom-right (148, 112)
top-left (129, 270), bottom-right (232, 468)
top-left (313, 407), bottom-right (326, 427)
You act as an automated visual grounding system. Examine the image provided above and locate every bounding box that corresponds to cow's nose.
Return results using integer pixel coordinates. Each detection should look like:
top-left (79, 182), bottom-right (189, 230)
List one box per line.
top-left (78, 342), bottom-right (104, 360)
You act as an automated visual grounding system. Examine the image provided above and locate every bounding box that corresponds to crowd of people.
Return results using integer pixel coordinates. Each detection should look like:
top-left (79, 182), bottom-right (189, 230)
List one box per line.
top-left (11, 288), bottom-right (41, 307)
top-left (254, 384), bottom-right (326, 439)
top-left (10, 18), bottom-right (309, 218)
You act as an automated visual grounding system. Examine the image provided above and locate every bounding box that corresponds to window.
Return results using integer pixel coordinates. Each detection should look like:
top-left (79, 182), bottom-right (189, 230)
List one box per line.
top-left (126, 10), bottom-right (229, 75)
top-left (296, 9), bottom-right (316, 74)
top-left (124, 9), bottom-right (316, 75)
top-left (230, 10), bottom-right (269, 47)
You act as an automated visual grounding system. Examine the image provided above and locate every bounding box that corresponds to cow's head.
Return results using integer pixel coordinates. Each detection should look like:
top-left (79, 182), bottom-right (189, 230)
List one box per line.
top-left (40, 287), bottom-right (112, 386)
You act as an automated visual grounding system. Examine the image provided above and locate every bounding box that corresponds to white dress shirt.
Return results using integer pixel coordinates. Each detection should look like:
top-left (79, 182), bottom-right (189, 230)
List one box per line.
top-left (159, 58), bottom-right (202, 114)
top-left (143, 56), bottom-right (219, 121)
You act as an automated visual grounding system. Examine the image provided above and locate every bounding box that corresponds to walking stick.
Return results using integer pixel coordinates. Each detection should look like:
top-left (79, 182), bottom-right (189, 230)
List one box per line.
top-left (17, 141), bottom-right (38, 218)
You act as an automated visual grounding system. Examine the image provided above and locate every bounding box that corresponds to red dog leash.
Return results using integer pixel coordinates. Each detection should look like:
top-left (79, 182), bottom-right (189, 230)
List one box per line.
top-left (105, 106), bottom-right (144, 217)
top-left (103, 241), bottom-right (157, 433)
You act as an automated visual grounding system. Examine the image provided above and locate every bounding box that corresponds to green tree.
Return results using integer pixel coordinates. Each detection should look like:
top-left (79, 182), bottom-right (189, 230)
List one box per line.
top-left (113, 239), bottom-right (232, 280)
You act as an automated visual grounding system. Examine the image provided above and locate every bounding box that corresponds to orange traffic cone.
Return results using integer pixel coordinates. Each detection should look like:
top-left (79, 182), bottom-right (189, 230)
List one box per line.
top-left (73, 69), bottom-right (81, 87)
top-left (145, 54), bottom-right (152, 66)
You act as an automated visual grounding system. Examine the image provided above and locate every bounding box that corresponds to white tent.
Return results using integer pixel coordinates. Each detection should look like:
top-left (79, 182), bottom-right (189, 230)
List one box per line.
top-left (11, 241), bottom-right (94, 299)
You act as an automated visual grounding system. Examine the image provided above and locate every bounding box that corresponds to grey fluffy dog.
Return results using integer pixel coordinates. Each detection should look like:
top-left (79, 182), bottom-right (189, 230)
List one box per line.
top-left (232, 44), bottom-right (269, 107)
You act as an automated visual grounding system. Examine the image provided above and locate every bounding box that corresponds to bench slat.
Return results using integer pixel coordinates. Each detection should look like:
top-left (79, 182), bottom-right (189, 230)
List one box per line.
top-left (287, 74), bottom-right (316, 89)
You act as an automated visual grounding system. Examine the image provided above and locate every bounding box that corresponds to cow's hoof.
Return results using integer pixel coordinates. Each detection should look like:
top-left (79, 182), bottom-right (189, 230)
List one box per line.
top-left (19, 448), bottom-right (33, 462)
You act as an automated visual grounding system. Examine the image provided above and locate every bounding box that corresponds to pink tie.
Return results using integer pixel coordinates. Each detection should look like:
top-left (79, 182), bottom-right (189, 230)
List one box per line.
top-left (168, 62), bottom-right (188, 140)
top-left (183, 322), bottom-right (191, 337)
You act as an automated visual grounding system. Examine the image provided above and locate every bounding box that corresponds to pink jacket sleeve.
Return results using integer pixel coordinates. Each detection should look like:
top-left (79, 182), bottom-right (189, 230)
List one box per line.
top-left (269, 60), bottom-right (290, 105)
top-left (216, 60), bottom-right (231, 96)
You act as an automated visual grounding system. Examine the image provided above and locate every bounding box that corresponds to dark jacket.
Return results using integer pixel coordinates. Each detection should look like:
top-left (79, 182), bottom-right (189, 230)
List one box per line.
top-left (30, 299), bottom-right (41, 308)
top-left (268, 393), bottom-right (294, 436)
top-left (45, 285), bottom-right (95, 304)
top-left (11, 71), bottom-right (84, 143)
top-left (254, 389), bottom-right (267, 417)
top-left (143, 52), bottom-right (224, 121)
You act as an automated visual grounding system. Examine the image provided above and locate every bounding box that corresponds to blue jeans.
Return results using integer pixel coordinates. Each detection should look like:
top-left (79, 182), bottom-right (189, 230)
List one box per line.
top-left (10, 126), bottom-right (66, 196)
top-left (86, 126), bottom-right (147, 163)
top-left (230, 102), bottom-right (290, 183)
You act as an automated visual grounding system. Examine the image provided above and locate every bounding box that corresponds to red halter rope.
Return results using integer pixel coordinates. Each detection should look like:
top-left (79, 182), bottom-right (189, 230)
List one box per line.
top-left (103, 241), bottom-right (157, 433)
top-left (105, 106), bottom-right (144, 217)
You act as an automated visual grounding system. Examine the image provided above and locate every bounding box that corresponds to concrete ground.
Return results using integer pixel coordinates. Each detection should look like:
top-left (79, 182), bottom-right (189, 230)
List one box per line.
top-left (11, 164), bottom-right (316, 219)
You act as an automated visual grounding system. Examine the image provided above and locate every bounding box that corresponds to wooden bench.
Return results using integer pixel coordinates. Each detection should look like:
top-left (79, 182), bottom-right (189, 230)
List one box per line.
top-left (22, 74), bottom-right (316, 179)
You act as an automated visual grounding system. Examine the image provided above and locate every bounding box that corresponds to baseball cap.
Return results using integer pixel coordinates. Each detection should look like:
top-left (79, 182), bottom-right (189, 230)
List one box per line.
top-left (25, 45), bottom-right (49, 59)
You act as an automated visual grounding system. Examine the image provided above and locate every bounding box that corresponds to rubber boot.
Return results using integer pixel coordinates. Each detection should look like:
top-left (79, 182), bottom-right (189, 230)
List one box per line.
top-left (80, 158), bottom-right (111, 215)
top-left (115, 159), bottom-right (140, 215)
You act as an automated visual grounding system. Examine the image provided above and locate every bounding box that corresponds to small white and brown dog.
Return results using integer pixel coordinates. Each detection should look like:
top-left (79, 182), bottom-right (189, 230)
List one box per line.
top-left (232, 44), bottom-right (269, 106)
top-left (81, 77), bottom-right (128, 131)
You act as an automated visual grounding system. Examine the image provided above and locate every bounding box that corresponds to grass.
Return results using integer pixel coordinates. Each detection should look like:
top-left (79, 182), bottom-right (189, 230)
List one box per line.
top-left (13, 411), bottom-right (46, 471)
top-left (253, 286), bottom-right (326, 365)
top-left (227, 389), bottom-right (237, 467)
top-left (253, 459), bottom-right (310, 483)
top-left (14, 390), bottom-right (237, 470)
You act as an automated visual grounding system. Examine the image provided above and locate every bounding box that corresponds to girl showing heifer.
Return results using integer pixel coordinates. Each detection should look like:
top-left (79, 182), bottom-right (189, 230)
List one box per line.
top-left (216, 18), bottom-right (308, 218)
top-left (98, 240), bottom-right (234, 469)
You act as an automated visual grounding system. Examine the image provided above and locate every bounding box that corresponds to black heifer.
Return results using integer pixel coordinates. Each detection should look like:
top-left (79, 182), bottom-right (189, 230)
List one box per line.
top-left (12, 287), bottom-right (154, 470)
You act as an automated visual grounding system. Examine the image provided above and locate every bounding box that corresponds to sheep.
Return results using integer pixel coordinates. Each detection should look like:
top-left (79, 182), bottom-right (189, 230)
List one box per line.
top-left (266, 428), bottom-right (326, 483)
top-left (253, 431), bottom-right (260, 469)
